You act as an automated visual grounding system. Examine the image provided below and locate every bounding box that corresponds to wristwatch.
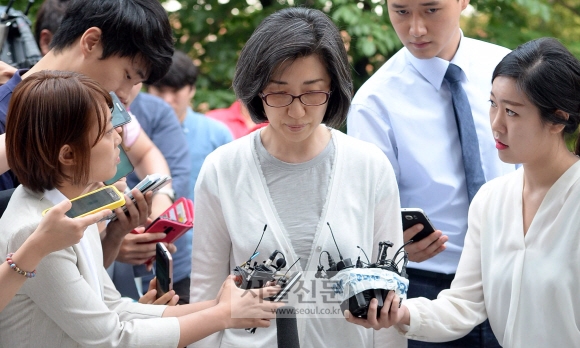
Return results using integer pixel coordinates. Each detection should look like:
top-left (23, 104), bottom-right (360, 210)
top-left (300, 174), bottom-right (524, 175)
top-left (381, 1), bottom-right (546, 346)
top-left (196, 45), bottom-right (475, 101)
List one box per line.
top-left (155, 187), bottom-right (175, 202)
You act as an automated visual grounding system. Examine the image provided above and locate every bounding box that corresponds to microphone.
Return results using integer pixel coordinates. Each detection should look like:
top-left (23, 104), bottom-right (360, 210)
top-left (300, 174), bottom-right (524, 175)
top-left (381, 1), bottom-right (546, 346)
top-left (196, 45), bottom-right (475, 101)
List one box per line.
top-left (276, 306), bottom-right (300, 348)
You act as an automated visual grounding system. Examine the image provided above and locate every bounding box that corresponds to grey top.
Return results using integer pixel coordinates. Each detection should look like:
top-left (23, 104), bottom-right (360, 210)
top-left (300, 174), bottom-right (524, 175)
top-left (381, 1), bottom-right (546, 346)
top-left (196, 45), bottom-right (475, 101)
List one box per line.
top-left (254, 130), bottom-right (335, 270)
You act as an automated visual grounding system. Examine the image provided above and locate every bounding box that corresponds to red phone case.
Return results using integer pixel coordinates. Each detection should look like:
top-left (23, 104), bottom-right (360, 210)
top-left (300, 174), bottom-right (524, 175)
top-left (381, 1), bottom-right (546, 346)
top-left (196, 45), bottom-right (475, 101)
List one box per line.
top-left (142, 197), bottom-right (194, 264)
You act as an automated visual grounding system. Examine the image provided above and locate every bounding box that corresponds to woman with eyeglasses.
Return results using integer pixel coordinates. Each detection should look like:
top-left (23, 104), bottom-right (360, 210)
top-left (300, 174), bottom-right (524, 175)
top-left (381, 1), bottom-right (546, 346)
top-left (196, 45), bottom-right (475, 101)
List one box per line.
top-left (190, 7), bottom-right (405, 348)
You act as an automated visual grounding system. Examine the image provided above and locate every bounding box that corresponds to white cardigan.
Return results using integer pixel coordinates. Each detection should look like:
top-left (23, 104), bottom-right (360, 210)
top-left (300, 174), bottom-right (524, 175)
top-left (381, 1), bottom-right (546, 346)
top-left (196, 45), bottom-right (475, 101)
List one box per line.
top-left (190, 129), bottom-right (406, 348)
top-left (403, 161), bottom-right (580, 347)
top-left (0, 186), bottom-right (180, 348)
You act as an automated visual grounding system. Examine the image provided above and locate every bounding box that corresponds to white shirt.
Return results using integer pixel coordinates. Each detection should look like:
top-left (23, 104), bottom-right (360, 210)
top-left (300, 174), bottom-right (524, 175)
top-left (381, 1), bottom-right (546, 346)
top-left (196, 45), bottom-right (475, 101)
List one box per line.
top-left (402, 161), bottom-right (580, 347)
top-left (189, 129), bottom-right (405, 348)
top-left (44, 188), bottom-right (102, 298)
top-left (348, 35), bottom-right (516, 274)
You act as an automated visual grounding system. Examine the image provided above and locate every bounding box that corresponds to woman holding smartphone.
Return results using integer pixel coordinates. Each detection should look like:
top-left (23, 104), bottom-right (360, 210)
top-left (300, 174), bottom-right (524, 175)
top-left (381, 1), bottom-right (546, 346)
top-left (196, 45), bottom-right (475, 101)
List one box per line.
top-left (190, 8), bottom-right (404, 348)
top-left (346, 38), bottom-right (580, 347)
top-left (0, 200), bottom-right (111, 313)
top-left (0, 70), bottom-right (281, 347)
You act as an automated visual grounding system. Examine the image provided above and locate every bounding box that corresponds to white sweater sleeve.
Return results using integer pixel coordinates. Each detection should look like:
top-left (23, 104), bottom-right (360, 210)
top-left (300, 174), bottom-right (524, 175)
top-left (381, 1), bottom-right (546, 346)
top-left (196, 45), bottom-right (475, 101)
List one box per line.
top-left (189, 156), bottom-right (232, 347)
top-left (401, 186), bottom-right (489, 342)
top-left (371, 150), bottom-right (407, 348)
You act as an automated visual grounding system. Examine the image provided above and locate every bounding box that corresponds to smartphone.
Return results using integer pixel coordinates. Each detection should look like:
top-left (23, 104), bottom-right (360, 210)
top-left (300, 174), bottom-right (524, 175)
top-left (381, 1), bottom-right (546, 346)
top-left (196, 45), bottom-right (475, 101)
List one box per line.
top-left (401, 208), bottom-right (436, 243)
top-left (43, 185), bottom-right (125, 218)
top-left (110, 92), bottom-right (132, 128)
top-left (155, 242), bottom-right (173, 299)
top-left (106, 174), bottom-right (172, 222)
top-left (104, 146), bottom-right (134, 185)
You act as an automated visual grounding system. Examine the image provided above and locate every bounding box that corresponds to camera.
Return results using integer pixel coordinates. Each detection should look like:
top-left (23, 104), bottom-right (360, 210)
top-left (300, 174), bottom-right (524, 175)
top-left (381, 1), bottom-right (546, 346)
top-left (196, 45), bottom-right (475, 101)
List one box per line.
top-left (315, 223), bottom-right (410, 319)
top-left (0, 1), bottom-right (42, 69)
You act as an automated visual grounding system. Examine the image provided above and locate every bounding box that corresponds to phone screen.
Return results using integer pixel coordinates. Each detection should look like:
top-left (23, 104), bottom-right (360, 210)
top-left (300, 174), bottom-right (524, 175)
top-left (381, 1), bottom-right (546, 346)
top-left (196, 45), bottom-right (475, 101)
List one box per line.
top-left (110, 92), bottom-right (132, 128)
top-left (66, 187), bottom-right (121, 218)
top-left (155, 243), bottom-right (173, 298)
top-left (104, 147), bottom-right (134, 185)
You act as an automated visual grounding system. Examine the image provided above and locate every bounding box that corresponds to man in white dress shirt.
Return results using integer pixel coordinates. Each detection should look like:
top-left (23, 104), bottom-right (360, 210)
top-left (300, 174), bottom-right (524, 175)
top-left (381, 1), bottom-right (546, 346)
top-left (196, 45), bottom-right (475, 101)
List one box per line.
top-left (347, 0), bottom-right (516, 346)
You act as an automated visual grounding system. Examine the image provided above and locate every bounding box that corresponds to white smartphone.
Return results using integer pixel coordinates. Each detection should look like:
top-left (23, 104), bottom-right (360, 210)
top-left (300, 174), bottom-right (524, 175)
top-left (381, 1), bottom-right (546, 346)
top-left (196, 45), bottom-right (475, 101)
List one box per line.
top-left (106, 174), bottom-right (172, 221)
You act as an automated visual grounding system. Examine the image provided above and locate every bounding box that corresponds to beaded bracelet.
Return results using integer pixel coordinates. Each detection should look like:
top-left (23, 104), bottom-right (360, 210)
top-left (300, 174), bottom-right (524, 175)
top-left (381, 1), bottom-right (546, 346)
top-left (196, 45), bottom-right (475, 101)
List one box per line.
top-left (6, 253), bottom-right (36, 278)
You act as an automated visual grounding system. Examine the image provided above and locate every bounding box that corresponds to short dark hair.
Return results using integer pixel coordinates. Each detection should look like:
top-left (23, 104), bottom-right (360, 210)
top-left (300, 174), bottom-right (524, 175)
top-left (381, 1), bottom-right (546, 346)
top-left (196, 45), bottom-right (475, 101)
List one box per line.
top-left (34, 0), bottom-right (70, 46)
top-left (232, 7), bottom-right (352, 128)
top-left (150, 50), bottom-right (198, 90)
top-left (492, 38), bottom-right (580, 149)
top-left (49, 0), bottom-right (174, 84)
top-left (6, 70), bottom-right (112, 193)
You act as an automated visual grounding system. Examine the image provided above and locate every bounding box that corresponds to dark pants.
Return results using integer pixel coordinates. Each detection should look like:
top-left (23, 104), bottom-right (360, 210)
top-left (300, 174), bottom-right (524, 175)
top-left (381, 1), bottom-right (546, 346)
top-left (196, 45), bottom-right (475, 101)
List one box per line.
top-left (173, 276), bottom-right (190, 305)
top-left (406, 269), bottom-right (501, 348)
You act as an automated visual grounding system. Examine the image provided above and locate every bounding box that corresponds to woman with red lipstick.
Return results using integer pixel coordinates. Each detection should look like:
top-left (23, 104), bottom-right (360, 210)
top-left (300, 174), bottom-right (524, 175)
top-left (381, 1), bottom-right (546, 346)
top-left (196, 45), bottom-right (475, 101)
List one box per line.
top-left (346, 37), bottom-right (580, 347)
top-left (190, 7), bottom-right (405, 348)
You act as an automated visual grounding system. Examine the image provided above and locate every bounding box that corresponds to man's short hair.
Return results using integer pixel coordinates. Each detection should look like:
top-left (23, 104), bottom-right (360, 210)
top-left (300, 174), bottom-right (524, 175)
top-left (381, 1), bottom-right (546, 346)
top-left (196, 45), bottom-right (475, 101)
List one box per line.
top-left (6, 70), bottom-right (112, 192)
top-left (49, 0), bottom-right (174, 84)
top-left (150, 50), bottom-right (198, 90)
top-left (34, 0), bottom-right (70, 46)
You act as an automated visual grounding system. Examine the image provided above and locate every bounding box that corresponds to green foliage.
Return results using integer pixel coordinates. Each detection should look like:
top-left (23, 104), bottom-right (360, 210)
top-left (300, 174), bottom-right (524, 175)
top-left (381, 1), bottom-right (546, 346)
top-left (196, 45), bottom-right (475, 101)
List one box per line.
top-left (172, 0), bottom-right (402, 111)
top-left (172, 0), bottom-right (580, 112)
top-left (19, 0), bottom-right (580, 114)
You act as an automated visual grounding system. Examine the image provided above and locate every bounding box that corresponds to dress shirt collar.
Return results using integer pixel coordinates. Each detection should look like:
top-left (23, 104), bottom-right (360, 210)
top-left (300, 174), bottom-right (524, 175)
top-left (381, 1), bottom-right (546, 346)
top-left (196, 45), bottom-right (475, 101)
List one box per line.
top-left (43, 187), bottom-right (67, 205)
top-left (405, 30), bottom-right (471, 91)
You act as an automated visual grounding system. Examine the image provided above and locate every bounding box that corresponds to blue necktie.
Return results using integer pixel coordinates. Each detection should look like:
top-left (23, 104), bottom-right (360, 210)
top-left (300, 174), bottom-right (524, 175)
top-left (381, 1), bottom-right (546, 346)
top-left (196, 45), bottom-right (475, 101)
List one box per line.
top-left (444, 63), bottom-right (485, 203)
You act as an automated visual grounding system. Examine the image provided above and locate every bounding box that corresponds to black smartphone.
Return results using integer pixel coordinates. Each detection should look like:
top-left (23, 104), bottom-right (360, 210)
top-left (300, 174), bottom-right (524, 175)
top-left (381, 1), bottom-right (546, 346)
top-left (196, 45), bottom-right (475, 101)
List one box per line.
top-left (155, 242), bottom-right (173, 299)
top-left (401, 208), bottom-right (436, 243)
top-left (110, 92), bottom-right (132, 128)
top-left (104, 146), bottom-right (134, 185)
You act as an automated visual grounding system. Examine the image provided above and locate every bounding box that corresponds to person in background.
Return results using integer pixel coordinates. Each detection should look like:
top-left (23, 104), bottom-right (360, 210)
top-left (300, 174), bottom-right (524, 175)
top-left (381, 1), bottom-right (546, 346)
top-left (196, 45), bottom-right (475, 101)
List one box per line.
top-left (206, 100), bottom-right (267, 139)
top-left (347, 37), bottom-right (580, 348)
top-left (190, 7), bottom-right (404, 348)
top-left (347, 0), bottom-right (515, 346)
top-left (0, 69), bottom-right (281, 347)
top-left (143, 50), bottom-right (232, 303)
top-left (147, 50), bottom-right (232, 199)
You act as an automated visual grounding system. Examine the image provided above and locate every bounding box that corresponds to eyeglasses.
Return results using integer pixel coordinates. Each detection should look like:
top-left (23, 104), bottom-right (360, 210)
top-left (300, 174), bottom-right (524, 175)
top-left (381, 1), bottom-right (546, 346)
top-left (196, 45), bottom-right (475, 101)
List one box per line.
top-left (259, 91), bottom-right (331, 108)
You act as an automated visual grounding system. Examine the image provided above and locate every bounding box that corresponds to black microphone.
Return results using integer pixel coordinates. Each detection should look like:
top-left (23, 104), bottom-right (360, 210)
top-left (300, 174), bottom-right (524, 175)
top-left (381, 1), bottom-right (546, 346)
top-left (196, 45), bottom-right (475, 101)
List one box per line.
top-left (276, 306), bottom-right (300, 348)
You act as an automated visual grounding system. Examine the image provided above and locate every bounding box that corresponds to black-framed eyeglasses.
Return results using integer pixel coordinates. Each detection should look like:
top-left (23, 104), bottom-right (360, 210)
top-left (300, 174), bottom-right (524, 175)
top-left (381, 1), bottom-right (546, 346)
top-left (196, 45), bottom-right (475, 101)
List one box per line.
top-left (259, 91), bottom-right (331, 108)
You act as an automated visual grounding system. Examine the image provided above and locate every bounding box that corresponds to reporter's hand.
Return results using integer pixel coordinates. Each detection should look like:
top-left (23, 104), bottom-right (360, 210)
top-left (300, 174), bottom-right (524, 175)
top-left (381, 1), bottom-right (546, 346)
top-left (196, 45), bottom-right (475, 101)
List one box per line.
top-left (106, 189), bottom-right (153, 240)
top-left (115, 231), bottom-right (166, 265)
top-left (403, 224), bottom-right (448, 263)
top-left (345, 291), bottom-right (410, 330)
top-left (0, 61), bottom-right (16, 85)
top-left (139, 277), bottom-right (179, 305)
top-left (111, 178), bottom-right (128, 195)
top-left (33, 200), bottom-right (112, 257)
top-left (216, 276), bottom-right (283, 329)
